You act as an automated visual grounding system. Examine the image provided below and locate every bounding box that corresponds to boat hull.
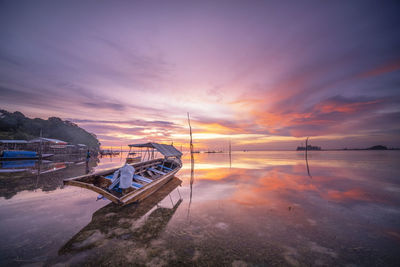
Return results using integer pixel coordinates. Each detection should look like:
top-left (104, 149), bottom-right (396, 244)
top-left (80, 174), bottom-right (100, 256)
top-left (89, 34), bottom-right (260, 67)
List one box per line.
top-left (0, 154), bottom-right (53, 161)
top-left (63, 158), bottom-right (182, 206)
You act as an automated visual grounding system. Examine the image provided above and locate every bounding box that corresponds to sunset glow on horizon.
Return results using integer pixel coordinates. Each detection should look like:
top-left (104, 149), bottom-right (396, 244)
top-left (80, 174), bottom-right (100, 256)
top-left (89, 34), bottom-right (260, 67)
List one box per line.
top-left (1, 1), bottom-right (399, 150)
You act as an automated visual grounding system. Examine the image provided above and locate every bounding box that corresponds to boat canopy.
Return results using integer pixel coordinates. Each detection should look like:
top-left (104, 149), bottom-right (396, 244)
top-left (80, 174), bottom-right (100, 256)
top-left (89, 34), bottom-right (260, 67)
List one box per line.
top-left (128, 142), bottom-right (182, 158)
top-left (29, 137), bottom-right (68, 145)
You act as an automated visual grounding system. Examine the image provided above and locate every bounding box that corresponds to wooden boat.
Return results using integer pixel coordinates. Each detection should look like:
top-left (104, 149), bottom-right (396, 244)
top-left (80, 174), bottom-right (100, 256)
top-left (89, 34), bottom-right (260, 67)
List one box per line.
top-left (63, 143), bottom-right (182, 206)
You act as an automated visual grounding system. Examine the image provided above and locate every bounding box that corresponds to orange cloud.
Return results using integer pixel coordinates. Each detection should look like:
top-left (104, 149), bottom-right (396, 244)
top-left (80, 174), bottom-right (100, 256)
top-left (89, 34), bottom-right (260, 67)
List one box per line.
top-left (357, 58), bottom-right (400, 78)
top-left (241, 94), bottom-right (386, 138)
top-left (191, 120), bottom-right (252, 135)
top-left (315, 99), bottom-right (381, 114)
top-left (229, 98), bottom-right (264, 106)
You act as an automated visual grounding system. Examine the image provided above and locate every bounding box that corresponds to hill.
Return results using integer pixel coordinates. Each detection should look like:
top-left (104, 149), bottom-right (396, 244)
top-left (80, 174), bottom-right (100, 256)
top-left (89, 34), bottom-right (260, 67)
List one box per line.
top-left (0, 109), bottom-right (100, 149)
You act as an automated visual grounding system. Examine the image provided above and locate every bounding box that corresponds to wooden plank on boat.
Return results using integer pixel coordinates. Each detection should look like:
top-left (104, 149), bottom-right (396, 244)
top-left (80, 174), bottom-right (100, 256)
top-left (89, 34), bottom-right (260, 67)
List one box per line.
top-left (108, 176), bottom-right (120, 190)
top-left (63, 158), bottom-right (163, 183)
top-left (146, 170), bottom-right (155, 177)
top-left (64, 180), bottom-right (121, 204)
top-left (121, 168), bottom-right (180, 205)
top-left (133, 174), bottom-right (152, 183)
top-left (148, 167), bottom-right (166, 175)
top-left (95, 176), bottom-right (112, 187)
top-left (124, 173), bottom-right (176, 205)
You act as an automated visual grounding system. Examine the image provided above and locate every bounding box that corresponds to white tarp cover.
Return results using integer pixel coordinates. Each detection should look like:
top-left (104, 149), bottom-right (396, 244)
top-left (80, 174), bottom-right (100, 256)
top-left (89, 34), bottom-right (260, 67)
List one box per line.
top-left (29, 137), bottom-right (67, 144)
top-left (112, 164), bottom-right (135, 189)
top-left (128, 142), bottom-right (182, 158)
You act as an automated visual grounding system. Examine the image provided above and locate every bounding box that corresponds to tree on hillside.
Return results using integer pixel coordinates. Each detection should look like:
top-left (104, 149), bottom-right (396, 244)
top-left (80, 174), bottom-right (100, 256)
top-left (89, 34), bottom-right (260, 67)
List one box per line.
top-left (0, 109), bottom-right (100, 149)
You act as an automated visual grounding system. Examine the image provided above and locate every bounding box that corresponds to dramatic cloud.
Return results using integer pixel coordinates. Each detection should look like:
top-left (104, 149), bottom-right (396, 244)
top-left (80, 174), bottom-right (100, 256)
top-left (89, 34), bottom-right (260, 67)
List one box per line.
top-left (0, 1), bottom-right (399, 148)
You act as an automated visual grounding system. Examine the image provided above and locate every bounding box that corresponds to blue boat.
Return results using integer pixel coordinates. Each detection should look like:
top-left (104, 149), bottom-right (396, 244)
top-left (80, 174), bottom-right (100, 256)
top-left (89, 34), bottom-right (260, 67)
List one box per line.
top-left (0, 150), bottom-right (53, 161)
top-left (1, 160), bottom-right (36, 168)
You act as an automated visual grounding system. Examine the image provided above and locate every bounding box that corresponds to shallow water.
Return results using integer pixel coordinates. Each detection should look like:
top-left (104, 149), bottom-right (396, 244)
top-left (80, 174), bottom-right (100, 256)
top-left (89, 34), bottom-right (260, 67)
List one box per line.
top-left (0, 151), bottom-right (399, 266)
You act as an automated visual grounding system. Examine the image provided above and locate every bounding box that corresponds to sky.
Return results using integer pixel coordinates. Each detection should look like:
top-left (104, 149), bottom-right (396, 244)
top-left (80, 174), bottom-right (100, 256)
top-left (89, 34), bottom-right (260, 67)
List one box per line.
top-left (0, 0), bottom-right (399, 150)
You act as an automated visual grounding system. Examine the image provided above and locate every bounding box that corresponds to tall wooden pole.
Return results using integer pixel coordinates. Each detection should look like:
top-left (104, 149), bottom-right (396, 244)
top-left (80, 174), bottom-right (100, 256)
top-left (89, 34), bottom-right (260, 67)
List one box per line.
top-left (187, 113), bottom-right (193, 154)
top-left (39, 129), bottom-right (43, 160)
top-left (305, 137), bottom-right (309, 161)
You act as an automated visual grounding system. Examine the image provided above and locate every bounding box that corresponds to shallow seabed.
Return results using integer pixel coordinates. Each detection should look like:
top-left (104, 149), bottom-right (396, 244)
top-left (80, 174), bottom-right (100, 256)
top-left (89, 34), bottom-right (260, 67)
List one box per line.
top-left (0, 151), bottom-right (399, 266)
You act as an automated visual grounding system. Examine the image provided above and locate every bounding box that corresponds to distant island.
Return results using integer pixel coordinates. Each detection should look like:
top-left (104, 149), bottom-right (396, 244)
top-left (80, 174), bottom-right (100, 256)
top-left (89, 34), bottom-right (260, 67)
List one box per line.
top-left (343, 145), bottom-right (391, 150)
top-left (367, 145), bottom-right (387, 150)
top-left (295, 144), bottom-right (397, 151)
top-left (0, 109), bottom-right (100, 149)
top-left (296, 145), bottom-right (321, 151)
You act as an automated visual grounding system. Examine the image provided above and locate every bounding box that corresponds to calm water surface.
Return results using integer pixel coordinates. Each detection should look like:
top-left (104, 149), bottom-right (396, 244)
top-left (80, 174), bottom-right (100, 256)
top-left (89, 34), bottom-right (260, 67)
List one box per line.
top-left (0, 151), bottom-right (399, 266)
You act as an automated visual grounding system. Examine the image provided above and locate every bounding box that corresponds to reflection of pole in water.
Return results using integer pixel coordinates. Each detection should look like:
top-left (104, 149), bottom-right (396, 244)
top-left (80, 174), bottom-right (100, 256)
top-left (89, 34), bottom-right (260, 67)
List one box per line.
top-left (85, 160), bottom-right (90, 174)
top-left (189, 152), bottom-right (194, 203)
top-left (229, 139), bottom-right (232, 169)
top-left (86, 149), bottom-right (90, 174)
top-left (35, 158), bottom-right (42, 191)
top-left (187, 150), bottom-right (195, 221)
top-left (187, 112), bottom-right (195, 221)
top-left (35, 129), bottom-right (43, 190)
top-left (305, 137), bottom-right (312, 178)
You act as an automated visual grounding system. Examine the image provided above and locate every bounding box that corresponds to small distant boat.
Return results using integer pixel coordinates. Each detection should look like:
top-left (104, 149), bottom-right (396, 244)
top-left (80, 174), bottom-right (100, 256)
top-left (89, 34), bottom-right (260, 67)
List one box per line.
top-left (100, 149), bottom-right (120, 156)
top-left (64, 143), bottom-right (182, 206)
top-left (0, 150), bottom-right (53, 161)
top-left (125, 147), bottom-right (141, 163)
top-left (204, 150), bottom-right (223, 153)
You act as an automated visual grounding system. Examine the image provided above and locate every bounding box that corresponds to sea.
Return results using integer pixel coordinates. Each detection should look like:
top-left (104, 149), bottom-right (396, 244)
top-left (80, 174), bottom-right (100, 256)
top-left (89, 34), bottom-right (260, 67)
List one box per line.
top-left (0, 151), bottom-right (399, 266)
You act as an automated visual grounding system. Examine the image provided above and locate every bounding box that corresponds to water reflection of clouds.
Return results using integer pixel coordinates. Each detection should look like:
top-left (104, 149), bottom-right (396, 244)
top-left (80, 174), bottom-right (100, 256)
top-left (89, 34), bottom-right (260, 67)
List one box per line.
top-left (0, 151), bottom-right (398, 265)
top-left (181, 153), bottom-right (399, 208)
top-left (326, 188), bottom-right (374, 203)
top-left (181, 151), bottom-right (390, 172)
top-left (169, 152), bottom-right (400, 265)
